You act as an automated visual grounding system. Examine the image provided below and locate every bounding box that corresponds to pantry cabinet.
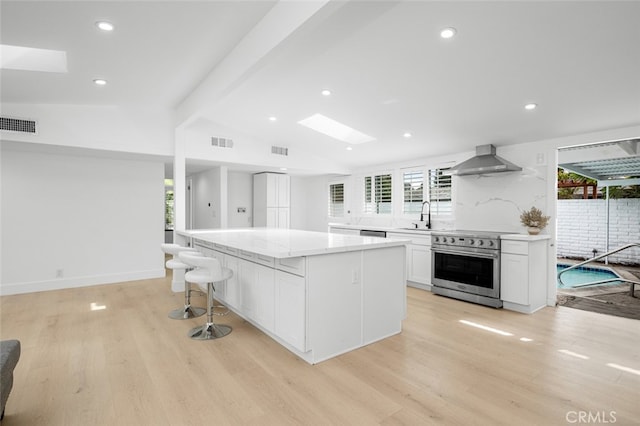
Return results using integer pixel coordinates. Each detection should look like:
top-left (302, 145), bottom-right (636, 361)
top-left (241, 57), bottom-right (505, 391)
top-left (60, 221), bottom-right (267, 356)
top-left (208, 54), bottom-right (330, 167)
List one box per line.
top-left (253, 173), bottom-right (290, 228)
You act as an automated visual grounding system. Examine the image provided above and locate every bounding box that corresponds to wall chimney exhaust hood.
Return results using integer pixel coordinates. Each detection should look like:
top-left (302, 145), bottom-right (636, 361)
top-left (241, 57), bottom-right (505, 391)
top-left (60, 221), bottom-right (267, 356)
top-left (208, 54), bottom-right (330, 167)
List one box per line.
top-left (446, 144), bottom-right (522, 176)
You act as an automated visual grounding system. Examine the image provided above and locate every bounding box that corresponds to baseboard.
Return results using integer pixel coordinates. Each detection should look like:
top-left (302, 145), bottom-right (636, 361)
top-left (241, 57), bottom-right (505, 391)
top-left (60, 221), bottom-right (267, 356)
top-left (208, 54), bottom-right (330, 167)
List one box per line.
top-left (0, 269), bottom-right (166, 296)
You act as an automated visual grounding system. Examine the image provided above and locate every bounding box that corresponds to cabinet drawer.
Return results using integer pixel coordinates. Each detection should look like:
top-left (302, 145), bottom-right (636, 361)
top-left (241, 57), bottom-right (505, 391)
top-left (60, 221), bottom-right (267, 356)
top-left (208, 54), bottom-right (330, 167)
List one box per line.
top-left (213, 243), bottom-right (238, 256)
top-left (501, 240), bottom-right (528, 255)
top-left (387, 232), bottom-right (430, 247)
top-left (276, 257), bottom-right (306, 277)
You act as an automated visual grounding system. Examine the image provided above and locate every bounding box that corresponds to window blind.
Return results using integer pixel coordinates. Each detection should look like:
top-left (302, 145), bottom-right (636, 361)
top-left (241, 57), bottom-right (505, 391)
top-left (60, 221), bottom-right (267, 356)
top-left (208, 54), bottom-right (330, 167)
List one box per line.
top-left (428, 168), bottom-right (452, 216)
top-left (328, 183), bottom-right (344, 217)
top-left (403, 170), bottom-right (424, 214)
top-left (364, 174), bottom-right (392, 214)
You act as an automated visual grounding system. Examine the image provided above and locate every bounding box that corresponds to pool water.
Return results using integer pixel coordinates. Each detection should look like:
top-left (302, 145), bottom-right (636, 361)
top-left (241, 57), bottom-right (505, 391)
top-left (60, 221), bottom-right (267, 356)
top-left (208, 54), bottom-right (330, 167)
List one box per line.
top-left (557, 264), bottom-right (622, 288)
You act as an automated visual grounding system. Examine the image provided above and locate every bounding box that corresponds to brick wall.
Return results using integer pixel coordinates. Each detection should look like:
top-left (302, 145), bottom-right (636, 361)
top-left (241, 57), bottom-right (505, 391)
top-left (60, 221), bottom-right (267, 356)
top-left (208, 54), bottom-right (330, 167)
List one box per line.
top-left (557, 199), bottom-right (640, 265)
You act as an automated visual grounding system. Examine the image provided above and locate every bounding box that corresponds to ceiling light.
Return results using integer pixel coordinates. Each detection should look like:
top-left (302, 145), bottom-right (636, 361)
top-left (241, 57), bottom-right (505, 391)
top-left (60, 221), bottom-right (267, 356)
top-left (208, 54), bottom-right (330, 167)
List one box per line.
top-left (269, 116), bottom-right (277, 122)
top-left (298, 113), bottom-right (375, 144)
top-left (403, 132), bottom-right (412, 139)
top-left (93, 78), bottom-right (107, 86)
top-left (280, 167), bottom-right (288, 171)
top-left (96, 21), bottom-right (114, 31)
top-left (440, 27), bottom-right (457, 39)
top-left (321, 89), bottom-right (331, 96)
top-left (346, 147), bottom-right (353, 151)
top-left (524, 103), bottom-right (537, 110)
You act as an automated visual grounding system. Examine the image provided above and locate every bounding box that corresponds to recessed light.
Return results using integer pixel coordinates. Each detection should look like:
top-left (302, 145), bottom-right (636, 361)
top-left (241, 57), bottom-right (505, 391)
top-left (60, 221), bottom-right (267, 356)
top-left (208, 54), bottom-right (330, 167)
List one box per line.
top-left (96, 21), bottom-right (114, 32)
top-left (321, 89), bottom-right (331, 96)
top-left (403, 132), bottom-right (412, 139)
top-left (269, 116), bottom-right (277, 122)
top-left (280, 167), bottom-right (288, 171)
top-left (524, 103), bottom-right (537, 110)
top-left (346, 147), bottom-right (353, 151)
top-left (440, 27), bottom-right (456, 39)
top-left (93, 78), bottom-right (107, 86)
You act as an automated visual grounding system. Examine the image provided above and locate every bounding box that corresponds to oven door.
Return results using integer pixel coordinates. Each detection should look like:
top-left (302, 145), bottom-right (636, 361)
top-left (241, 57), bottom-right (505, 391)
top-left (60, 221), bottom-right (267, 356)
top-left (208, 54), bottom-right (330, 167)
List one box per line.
top-left (431, 246), bottom-right (500, 298)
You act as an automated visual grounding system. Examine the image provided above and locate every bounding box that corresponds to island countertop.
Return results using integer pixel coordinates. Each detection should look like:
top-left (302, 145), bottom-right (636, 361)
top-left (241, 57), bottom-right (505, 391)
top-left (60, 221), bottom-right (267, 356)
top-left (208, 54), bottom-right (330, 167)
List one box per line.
top-left (177, 228), bottom-right (409, 259)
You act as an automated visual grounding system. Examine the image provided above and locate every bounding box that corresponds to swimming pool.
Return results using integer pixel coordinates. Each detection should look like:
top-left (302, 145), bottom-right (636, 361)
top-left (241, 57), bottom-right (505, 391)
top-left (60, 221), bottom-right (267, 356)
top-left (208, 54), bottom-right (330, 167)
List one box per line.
top-left (556, 263), bottom-right (623, 289)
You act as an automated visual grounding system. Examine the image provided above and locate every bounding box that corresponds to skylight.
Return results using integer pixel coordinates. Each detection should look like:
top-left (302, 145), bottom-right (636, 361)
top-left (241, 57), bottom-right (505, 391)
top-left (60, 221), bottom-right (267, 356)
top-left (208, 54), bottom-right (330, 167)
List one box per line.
top-left (0, 44), bottom-right (68, 73)
top-left (298, 113), bottom-right (375, 144)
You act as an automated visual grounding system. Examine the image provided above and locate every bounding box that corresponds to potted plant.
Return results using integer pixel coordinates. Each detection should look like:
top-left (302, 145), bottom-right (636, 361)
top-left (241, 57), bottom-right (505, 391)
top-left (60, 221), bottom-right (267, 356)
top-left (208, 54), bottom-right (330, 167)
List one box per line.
top-left (519, 206), bottom-right (550, 235)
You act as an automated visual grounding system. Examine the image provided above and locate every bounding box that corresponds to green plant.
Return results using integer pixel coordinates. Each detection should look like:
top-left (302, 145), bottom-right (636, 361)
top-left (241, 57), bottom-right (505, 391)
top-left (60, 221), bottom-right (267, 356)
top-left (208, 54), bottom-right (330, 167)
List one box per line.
top-left (520, 206), bottom-right (550, 229)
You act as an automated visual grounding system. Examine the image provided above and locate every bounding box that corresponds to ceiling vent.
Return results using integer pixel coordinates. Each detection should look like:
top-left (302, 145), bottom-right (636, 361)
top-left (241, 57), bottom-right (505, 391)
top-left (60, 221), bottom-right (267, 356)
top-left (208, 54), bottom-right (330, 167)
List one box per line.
top-left (0, 116), bottom-right (37, 134)
top-left (271, 146), bottom-right (288, 156)
top-left (211, 137), bottom-right (233, 148)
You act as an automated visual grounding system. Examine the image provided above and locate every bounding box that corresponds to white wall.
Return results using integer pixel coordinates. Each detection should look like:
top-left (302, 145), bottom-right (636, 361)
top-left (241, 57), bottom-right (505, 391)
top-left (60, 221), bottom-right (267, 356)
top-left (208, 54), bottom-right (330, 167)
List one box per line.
top-left (1, 147), bottom-right (165, 295)
top-left (190, 167), bottom-right (222, 229)
top-left (557, 199), bottom-right (640, 264)
top-left (1, 103), bottom-right (174, 157)
top-left (227, 171), bottom-right (253, 228)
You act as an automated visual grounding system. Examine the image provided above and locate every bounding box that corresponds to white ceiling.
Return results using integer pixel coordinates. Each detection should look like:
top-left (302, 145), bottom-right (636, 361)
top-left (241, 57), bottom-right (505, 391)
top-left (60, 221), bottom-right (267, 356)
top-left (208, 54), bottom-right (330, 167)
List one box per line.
top-left (2, 1), bottom-right (640, 173)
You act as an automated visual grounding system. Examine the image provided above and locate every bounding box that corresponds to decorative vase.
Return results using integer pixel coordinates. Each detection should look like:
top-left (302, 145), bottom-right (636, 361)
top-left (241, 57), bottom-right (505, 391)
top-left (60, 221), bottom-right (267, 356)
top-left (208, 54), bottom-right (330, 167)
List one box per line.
top-left (527, 226), bottom-right (541, 235)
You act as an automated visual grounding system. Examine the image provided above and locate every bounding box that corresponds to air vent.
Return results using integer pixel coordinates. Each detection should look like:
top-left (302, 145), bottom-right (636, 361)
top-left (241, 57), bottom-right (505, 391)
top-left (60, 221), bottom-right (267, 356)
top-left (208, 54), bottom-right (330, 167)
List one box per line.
top-left (1, 117), bottom-right (37, 134)
top-left (271, 146), bottom-right (288, 156)
top-left (211, 137), bottom-right (234, 148)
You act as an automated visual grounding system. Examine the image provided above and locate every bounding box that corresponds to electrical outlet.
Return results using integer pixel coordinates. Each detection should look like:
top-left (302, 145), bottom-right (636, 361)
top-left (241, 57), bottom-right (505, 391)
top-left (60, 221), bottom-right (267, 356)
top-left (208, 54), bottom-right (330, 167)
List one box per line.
top-left (237, 207), bottom-right (246, 213)
top-left (56, 269), bottom-right (64, 278)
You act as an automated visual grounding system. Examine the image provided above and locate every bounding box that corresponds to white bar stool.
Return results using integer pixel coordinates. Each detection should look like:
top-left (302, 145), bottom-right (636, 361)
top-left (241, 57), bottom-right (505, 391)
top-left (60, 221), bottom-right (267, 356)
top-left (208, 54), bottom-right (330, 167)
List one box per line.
top-left (179, 252), bottom-right (232, 340)
top-left (160, 243), bottom-right (206, 320)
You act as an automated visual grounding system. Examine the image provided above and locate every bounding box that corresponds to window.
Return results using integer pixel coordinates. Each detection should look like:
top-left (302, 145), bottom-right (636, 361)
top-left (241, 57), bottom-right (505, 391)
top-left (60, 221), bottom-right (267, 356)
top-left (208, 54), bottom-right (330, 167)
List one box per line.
top-left (428, 168), bottom-right (452, 216)
top-left (403, 170), bottom-right (424, 215)
top-left (364, 173), bottom-right (392, 214)
top-left (164, 178), bottom-right (174, 230)
top-left (328, 182), bottom-right (345, 217)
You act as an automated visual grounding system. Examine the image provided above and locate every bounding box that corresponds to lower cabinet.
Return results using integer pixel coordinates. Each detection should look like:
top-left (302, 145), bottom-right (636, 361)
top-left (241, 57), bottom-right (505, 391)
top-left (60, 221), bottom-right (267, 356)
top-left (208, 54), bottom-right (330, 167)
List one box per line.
top-left (387, 232), bottom-right (431, 289)
top-left (274, 270), bottom-right (306, 352)
top-left (239, 260), bottom-right (276, 333)
top-left (500, 238), bottom-right (548, 314)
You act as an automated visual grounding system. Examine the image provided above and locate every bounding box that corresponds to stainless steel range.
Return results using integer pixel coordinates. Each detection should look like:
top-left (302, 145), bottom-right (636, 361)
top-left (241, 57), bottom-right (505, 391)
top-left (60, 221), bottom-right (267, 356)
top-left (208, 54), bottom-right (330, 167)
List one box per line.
top-left (431, 230), bottom-right (506, 308)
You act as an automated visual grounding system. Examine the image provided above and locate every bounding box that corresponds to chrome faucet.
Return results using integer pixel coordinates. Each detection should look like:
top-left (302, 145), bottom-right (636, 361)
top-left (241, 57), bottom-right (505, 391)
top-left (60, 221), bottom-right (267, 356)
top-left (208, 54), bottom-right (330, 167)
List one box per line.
top-left (420, 201), bottom-right (431, 229)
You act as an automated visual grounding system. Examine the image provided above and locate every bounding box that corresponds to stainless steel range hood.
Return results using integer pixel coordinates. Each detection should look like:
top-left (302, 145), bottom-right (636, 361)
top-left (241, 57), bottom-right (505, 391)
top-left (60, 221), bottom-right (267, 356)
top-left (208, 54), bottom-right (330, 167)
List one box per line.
top-left (447, 144), bottom-right (522, 176)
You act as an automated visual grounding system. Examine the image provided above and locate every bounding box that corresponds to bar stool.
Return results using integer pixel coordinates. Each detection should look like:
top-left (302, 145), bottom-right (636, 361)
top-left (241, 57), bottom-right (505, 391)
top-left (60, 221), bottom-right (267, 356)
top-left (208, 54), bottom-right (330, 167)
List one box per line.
top-left (179, 252), bottom-right (232, 340)
top-left (160, 243), bottom-right (206, 320)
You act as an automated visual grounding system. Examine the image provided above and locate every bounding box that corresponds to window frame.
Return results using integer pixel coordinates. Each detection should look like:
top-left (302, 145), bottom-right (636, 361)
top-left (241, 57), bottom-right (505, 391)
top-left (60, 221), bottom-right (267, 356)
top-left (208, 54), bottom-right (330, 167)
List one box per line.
top-left (363, 172), bottom-right (393, 215)
top-left (328, 181), bottom-right (346, 218)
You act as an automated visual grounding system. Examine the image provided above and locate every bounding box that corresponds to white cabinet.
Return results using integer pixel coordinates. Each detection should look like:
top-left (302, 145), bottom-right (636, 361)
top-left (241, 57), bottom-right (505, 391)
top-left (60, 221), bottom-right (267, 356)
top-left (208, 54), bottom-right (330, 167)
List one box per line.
top-left (387, 232), bottom-right (431, 290)
top-left (501, 239), bottom-right (548, 314)
top-left (239, 259), bottom-right (275, 333)
top-left (275, 270), bottom-right (306, 352)
top-left (254, 173), bottom-right (290, 228)
top-left (223, 254), bottom-right (241, 310)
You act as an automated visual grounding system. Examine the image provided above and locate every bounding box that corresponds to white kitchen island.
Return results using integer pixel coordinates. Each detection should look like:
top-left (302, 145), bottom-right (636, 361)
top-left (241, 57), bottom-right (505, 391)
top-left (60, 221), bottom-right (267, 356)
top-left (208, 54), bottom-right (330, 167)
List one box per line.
top-left (175, 228), bottom-right (408, 364)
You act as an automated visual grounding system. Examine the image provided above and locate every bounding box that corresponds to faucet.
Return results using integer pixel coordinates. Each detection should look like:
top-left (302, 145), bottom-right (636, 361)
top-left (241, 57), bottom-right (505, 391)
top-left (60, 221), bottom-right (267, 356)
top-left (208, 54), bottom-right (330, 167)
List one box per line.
top-left (420, 201), bottom-right (431, 229)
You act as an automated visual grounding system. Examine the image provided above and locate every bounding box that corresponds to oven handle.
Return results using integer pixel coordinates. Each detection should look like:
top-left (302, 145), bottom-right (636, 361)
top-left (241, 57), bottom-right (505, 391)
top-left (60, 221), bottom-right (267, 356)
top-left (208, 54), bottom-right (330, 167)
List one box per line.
top-left (431, 247), bottom-right (499, 259)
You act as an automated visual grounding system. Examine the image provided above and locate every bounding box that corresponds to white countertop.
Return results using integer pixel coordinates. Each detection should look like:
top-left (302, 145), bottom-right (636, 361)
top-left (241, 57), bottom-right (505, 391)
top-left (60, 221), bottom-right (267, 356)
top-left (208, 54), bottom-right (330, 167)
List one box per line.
top-left (328, 223), bottom-right (432, 235)
top-left (177, 228), bottom-right (410, 258)
top-left (500, 233), bottom-right (551, 241)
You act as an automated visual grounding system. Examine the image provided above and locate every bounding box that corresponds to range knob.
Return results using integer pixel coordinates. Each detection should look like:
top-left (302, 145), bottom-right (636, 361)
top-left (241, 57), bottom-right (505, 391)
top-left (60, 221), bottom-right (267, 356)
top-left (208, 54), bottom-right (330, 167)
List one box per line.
top-left (488, 240), bottom-right (494, 247)
top-left (478, 240), bottom-right (484, 246)
top-left (450, 237), bottom-right (457, 243)
top-left (434, 236), bottom-right (439, 243)
top-left (469, 239), bottom-right (475, 245)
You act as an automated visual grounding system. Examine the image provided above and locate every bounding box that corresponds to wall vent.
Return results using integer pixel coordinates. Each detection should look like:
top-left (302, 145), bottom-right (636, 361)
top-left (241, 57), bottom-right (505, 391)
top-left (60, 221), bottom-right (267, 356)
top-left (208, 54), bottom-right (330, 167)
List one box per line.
top-left (271, 146), bottom-right (288, 156)
top-left (211, 137), bottom-right (234, 148)
top-left (1, 117), bottom-right (37, 134)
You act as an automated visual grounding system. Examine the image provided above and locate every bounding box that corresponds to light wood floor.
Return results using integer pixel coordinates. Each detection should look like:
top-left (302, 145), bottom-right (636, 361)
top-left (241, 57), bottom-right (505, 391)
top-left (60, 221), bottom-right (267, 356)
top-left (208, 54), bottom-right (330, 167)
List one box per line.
top-left (1, 275), bottom-right (639, 425)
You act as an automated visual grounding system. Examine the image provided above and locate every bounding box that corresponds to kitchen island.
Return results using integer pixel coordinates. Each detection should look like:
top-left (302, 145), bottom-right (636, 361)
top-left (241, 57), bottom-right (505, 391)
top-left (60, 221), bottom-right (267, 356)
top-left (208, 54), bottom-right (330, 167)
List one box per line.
top-left (176, 228), bottom-right (408, 364)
